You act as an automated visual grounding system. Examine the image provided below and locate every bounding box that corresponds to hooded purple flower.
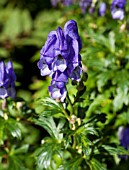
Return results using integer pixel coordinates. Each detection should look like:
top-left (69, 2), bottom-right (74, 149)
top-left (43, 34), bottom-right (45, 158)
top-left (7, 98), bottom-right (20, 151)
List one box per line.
top-left (79, 0), bottom-right (92, 14)
top-left (118, 126), bottom-right (129, 159)
top-left (37, 20), bottom-right (82, 102)
top-left (99, 2), bottom-right (106, 16)
top-left (111, 0), bottom-right (126, 20)
top-left (0, 61), bottom-right (16, 99)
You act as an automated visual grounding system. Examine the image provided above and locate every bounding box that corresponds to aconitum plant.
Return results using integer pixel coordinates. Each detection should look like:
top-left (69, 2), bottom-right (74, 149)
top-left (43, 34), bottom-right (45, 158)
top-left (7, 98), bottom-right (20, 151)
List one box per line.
top-left (0, 61), bottom-right (16, 99)
top-left (111, 0), bottom-right (126, 20)
top-left (37, 20), bottom-right (82, 102)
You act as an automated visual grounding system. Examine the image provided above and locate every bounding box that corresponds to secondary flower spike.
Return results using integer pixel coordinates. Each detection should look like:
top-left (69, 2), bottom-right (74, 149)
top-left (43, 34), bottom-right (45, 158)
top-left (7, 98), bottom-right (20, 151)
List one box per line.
top-left (37, 20), bottom-right (82, 102)
top-left (118, 126), bottom-right (129, 159)
top-left (99, 2), bottom-right (106, 16)
top-left (0, 61), bottom-right (16, 99)
top-left (80, 0), bottom-right (92, 14)
top-left (111, 0), bottom-right (126, 20)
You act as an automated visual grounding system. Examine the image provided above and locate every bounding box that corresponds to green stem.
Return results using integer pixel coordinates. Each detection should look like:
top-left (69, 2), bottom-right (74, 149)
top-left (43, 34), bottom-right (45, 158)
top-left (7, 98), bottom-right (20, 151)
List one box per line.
top-left (61, 103), bottom-right (70, 121)
top-left (66, 92), bottom-right (74, 117)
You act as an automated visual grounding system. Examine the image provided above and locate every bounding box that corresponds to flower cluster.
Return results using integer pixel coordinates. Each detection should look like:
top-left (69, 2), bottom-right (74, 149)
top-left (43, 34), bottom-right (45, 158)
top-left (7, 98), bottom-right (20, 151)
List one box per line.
top-left (50, 0), bottom-right (127, 20)
top-left (37, 20), bottom-right (82, 102)
top-left (79, 0), bottom-right (92, 14)
top-left (0, 61), bottom-right (16, 99)
top-left (50, 0), bottom-right (74, 7)
top-left (111, 0), bottom-right (126, 20)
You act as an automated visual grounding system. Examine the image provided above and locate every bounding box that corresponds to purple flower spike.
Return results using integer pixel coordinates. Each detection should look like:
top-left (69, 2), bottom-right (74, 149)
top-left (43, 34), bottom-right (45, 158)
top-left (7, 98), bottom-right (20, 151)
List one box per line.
top-left (37, 20), bottom-right (82, 102)
top-left (111, 0), bottom-right (126, 20)
top-left (79, 0), bottom-right (92, 14)
top-left (118, 126), bottom-right (129, 159)
top-left (64, 0), bottom-right (73, 6)
top-left (0, 61), bottom-right (16, 99)
top-left (49, 81), bottom-right (67, 102)
top-left (99, 2), bottom-right (106, 16)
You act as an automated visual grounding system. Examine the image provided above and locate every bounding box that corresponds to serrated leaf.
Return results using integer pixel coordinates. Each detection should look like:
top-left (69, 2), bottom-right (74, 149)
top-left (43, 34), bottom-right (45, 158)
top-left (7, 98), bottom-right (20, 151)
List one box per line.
top-left (43, 98), bottom-right (63, 111)
top-left (97, 70), bottom-right (112, 91)
top-left (22, 10), bottom-right (32, 33)
top-left (35, 138), bottom-right (62, 170)
top-left (39, 97), bottom-right (64, 117)
top-left (13, 144), bottom-right (29, 154)
top-left (9, 155), bottom-right (27, 170)
top-left (62, 156), bottom-right (83, 170)
top-left (101, 145), bottom-right (129, 156)
top-left (3, 8), bottom-right (22, 39)
top-left (6, 118), bottom-right (21, 139)
top-left (35, 116), bottom-right (64, 140)
top-left (113, 88), bottom-right (129, 111)
top-left (112, 69), bottom-right (129, 92)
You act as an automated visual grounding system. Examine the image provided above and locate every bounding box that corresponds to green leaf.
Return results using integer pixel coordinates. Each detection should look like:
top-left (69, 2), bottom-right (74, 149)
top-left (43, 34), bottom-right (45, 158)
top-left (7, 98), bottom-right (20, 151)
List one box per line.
top-left (62, 156), bottom-right (83, 170)
top-left (6, 118), bottom-right (21, 139)
top-left (101, 145), bottom-right (129, 156)
top-left (113, 87), bottom-right (129, 111)
top-left (34, 138), bottom-right (62, 170)
top-left (35, 116), bottom-right (64, 140)
top-left (9, 155), bottom-right (27, 170)
top-left (21, 10), bottom-right (32, 33)
top-left (97, 70), bottom-right (113, 91)
top-left (3, 8), bottom-right (22, 39)
top-left (43, 98), bottom-right (62, 111)
top-left (13, 144), bottom-right (29, 155)
top-left (90, 158), bottom-right (107, 170)
top-left (40, 97), bottom-right (64, 117)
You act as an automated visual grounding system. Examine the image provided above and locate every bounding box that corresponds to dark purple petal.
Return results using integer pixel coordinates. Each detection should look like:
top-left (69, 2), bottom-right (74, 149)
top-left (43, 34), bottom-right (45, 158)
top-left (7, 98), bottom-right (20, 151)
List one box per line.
top-left (49, 84), bottom-right (62, 99)
top-left (69, 40), bottom-right (80, 63)
top-left (118, 126), bottom-right (129, 159)
top-left (0, 61), bottom-right (16, 99)
top-left (0, 87), bottom-right (8, 99)
top-left (64, 20), bottom-right (82, 51)
top-left (60, 87), bottom-right (67, 102)
top-left (56, 27), bottom-right (69, 58)
top-left (53, 55), bottom-right (67, 72)
top-left (79, 0), bottom-right (92, 14)
top-left (6, 61), bottom-right (16, 85)
top-left (67, 62), bottom-right (79, 75)
top-left (69, 65), bottom-right (82, 82)
top-left (0, 61), bottom-right (9, 87)
top-left (111, 0), bottom-right (126, 20)
top-left (41, 31), bottom-right (58, 58)
top-left (52, 70), bottom-right (68, 83)
top-left (48, 82), bottom-right (67, 102)
top-left (55, 81), bottom-right (65, 89)
top-left (99, 2), bottom-right (106, 16)
top-left (37, 59), bottom-right (52, 76)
